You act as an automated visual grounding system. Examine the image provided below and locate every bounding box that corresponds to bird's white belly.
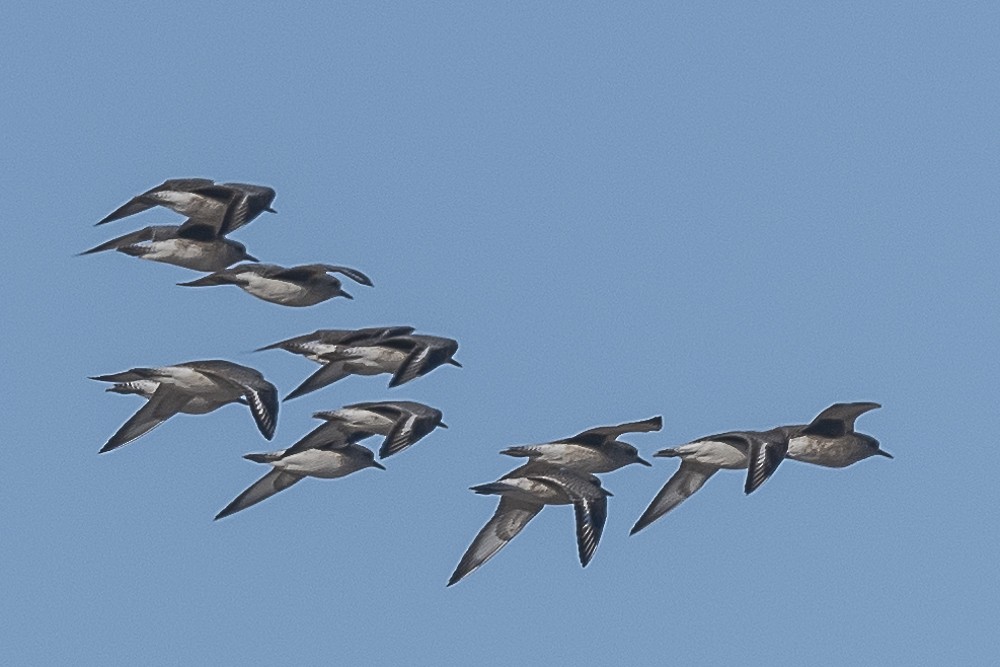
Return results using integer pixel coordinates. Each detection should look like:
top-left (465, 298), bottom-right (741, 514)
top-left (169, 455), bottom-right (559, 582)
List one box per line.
top-left (678, 440), bottom-right (748, 469)
top-left (503, 478), bottom-right (570, 505)
top-left (144, 238), bottom-right (194, 259)
top-left (344, 348), bottom-right (407, 375)
top-left (242, 275), bottom-right (308, 303)
top-left (149, 191), bottom-right (225, 219)
top-left (529, 444), bottom-right (606, 472)
top-left (145, 239), bottom-right (229, 271)
top-left (334, 408), bottom-right (395, 434)
top-left (274, 449), bottom-right (351, 478)
top-left (157, 366), bottom-right (241, 401)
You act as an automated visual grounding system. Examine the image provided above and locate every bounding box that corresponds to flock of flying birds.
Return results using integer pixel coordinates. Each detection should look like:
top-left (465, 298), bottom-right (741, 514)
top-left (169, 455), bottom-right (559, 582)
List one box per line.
top-left (84, 178), bottom-right (893, 586)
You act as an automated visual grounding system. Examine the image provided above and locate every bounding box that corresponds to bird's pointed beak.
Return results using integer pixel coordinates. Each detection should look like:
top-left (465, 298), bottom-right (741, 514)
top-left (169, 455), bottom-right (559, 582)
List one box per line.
top-left (341, 291), bottom-right (354, 300)
top-left (636, 457), bottom-right (653, 467)
top-left (244, 253), bottom-right (260, 262)
top-left (449, 359), bottom-right (463, 367)
top-left (266, 207), bottom-right (277, 214)
top-left (876, 449), bottom-right (894, 459)
top-left (439, 422), bottom-right (449, 429)
top-left (372, 461), bottom-right (387, 470)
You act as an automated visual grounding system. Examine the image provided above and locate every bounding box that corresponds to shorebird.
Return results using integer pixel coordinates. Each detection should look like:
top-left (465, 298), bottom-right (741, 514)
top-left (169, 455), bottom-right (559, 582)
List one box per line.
top-left (630, 402), bottom-right (889, 535)
top-left (96, 373), bottom-right (247, 414)
top-left (92, 360), bottom-right (278, 453)
top-left (448, 463), bottom-right (611, 586)
top-left (499, 416), bottom-right (660, 473)
top-left (629, 428), bottom-right (790, 535)
top-left (784, 402), bottom-right (890, 467)
top-left (255, 326), bottom-right (416, 362)
top-left (270, 333), bottom-right (461, 400)
top-left (80, 224), bottom-right (257, 272)
top-left (214, 443), bottom-right (384, 520)
top-left (178, 263), bottom-right (373, 307)
top-left (97, 178), bottom-right (276, 235)
top-left (292, 401), bottom-right (448, 459)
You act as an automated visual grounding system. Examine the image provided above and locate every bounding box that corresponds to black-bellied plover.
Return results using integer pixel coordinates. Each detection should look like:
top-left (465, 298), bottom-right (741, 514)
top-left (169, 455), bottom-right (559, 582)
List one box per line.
top-left (265, 332), bottom-right (460, 400)
top-left (448, 462), bottom-right (611, 586)
top-left (97, 179), bottom-right (276, 235)
top-left (92, 360), bottom-right (278, 453)
top-left (178, 263), bottom-right (372, 307)
top-left (214, 443), bottom-right (384, 520)
top-left (81, 224), bottom-right (257, 272)
top-left (499, 416), bottom-right (660, 473)
top-left (298, 401), bottom-right (447, 459)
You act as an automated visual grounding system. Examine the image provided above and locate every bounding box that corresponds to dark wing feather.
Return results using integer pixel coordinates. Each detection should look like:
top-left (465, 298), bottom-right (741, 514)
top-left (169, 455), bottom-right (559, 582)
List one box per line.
top-left (744, 434), bottom-right (789, 495)
top-left (282, 420), bottom-right (361, 458)
top-left (270, 266), bottom-right (321, 282)
top-left (574, 494), bottom-right (608, 567)
top-left (566, 416), bottom-right (663, 445)
top-left (801, 402), bottom-right (881, 437)
top-left (243, 383), bottom-right (279, 440)
top-left (388, 344), bottom-right (433, 388)
top-left (379, 412), bottom-right (428, 458)
top-left (318, 265), bottom-right (373, 287)
top-left (284, 360), bottom-right (355, 401)
top-left (337, 326), bottom-right (415, 344)
top-left (175, 221), bottom-right (220, 241)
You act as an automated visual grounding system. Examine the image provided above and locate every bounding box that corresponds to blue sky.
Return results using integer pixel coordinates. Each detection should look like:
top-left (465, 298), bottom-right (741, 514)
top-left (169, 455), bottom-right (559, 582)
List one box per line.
top-left (2, 2), bottom-right (997, 664)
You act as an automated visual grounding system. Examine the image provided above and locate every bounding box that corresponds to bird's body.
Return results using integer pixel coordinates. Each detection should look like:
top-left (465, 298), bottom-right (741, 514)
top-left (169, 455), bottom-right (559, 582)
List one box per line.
top-left (246, 445), bottom-right (382, 479)
top-left (81, 225), bottom-right (256, 271)
top-left (274, 400), bottom-right (447, 459)
top-left (256, 326), bottom-right (416, 363)
top-left (97, 178), bottom-right (276, 235)
top-left (448, 463), bottom-right (610, 586)
top-left (268, 332), bottom-right (461, 400)
top-left (92, 360), bottom-right (278, 453)
top-left (787, 431), bottom-right (888, 468)
top-left (500, 416), bottom-right (660, 473)
top-left (214, 442), bottom-right (384, 520)
top-left (101, 376), bottom-right (243, 414)
top-left (178, 263), bottom-right (372, 307)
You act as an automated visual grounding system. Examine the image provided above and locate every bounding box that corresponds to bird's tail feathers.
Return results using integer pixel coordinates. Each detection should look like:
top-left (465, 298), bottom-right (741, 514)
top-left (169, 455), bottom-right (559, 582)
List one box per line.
top-left (654, 447), bottom-right (682, 458)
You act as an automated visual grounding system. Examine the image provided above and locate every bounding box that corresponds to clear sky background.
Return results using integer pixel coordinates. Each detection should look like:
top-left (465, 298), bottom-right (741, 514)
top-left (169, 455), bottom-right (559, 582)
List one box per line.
top-left (2, 2), bottom-right (997, 664)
